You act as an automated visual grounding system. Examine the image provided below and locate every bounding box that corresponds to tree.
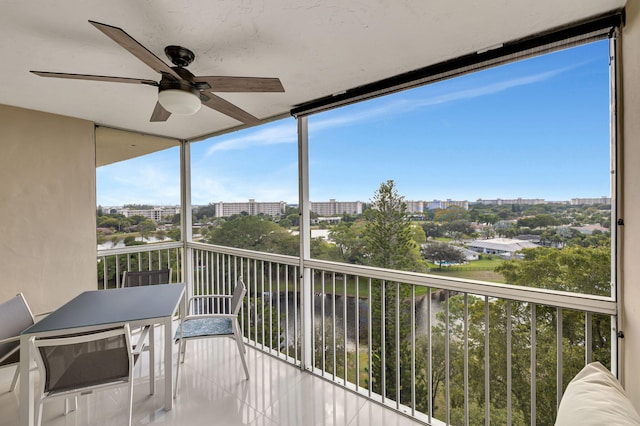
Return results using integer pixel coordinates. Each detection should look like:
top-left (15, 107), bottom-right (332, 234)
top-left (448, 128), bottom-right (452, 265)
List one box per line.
top-left (361, 180), bottom-right (424, 406)
top-left (137, 219), bottom-right (157, 241)
top-left (362, 180), bottom-right (425, 273)
top-left (123, 204), bottom-right (154, 209)
top-left (155, 229), bottom-right (167, 241)
top-left (421, 241), bottom-right (466, 268)
top-left (443, 220), bottom-right (475, 238)
top-left (496, 246), bottom-right (610, 296)
top-left (330, 220), bottom-right (367, 264)
top-left (517, 214), bottom-right (560, 229)
top-left (167, 228), bottom-right (181, 241)
top-left (207, 215), bottom-right (299, 255)
top-left (422, 221), bottom-right (442, 239)
top-left (97, 216), bottom-right (120, 229)
top-left (194, 203), bottom-right (216, 220)
top-left (410, 223), bottom-right (427, 245)
top-left (310, 238), bottom-right (342, 261)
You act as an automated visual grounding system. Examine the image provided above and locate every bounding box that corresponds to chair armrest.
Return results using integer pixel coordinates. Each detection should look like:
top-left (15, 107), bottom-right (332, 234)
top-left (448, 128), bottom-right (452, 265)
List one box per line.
top-left (131, 325), bottom-right (151, 357)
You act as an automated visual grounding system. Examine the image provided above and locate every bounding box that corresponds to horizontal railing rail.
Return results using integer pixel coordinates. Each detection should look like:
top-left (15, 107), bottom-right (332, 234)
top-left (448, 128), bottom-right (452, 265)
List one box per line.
top-left (305, 258), bottom-right (616, 316)
top-left (97, 242), bottom-right (183, 289)
top-left (97, 241), bottom-right (183, 257)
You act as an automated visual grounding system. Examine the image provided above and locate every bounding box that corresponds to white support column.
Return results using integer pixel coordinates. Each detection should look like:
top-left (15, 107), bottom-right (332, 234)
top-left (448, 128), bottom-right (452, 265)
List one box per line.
top-left (610, 26), bottom-right (622, 381)
top-left (298, 116), bottom-right (313, 369)
top-left (180, 140), bottom-right (194, 301)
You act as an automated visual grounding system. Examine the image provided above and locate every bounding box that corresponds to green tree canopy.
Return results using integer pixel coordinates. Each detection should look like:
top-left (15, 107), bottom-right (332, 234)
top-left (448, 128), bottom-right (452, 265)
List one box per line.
top-left (422, 241), bottom-right (467, 268)
top-left (496, 246), bottom-right (610, 296)
top-left (329, 220), bottom-right (367, 264)
top-left (207, 215), bottom-right (298, 255)
top-left (517, 213), bottom-right (560, 229)
top-left (362, 180), bottom-right (425, 272)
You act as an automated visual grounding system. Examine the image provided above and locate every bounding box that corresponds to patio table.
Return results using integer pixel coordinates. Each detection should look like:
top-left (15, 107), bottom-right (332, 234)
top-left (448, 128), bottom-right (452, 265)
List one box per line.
top-left (19, 283), bottom-right (185, 426)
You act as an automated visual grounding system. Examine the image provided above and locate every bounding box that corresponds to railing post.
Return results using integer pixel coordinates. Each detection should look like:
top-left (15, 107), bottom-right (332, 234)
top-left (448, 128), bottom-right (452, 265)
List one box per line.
top-left (298, 116), bottom-right (313, 369)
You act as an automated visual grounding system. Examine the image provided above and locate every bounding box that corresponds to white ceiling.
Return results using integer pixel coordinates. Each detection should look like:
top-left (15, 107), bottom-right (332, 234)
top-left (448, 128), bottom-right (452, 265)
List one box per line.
top-left (0, 0), bottom-right (626, 142)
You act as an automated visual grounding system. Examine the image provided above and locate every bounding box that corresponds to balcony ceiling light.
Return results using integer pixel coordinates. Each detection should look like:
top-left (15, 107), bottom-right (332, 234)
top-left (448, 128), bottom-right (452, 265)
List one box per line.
top-left (158, 88), bottom-right (201, 115)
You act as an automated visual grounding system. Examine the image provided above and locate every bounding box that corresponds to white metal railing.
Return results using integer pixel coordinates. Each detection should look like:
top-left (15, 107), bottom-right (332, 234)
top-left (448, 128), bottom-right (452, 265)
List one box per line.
top-left (97, 242), bottom-right (616, 425)
top-left (96, 242), bottom-right (183, 289)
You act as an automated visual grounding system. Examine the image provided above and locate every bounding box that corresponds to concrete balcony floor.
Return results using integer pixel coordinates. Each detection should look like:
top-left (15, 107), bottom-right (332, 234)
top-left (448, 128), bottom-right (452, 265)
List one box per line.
top-left (0, 328), bottom-right (424, 426)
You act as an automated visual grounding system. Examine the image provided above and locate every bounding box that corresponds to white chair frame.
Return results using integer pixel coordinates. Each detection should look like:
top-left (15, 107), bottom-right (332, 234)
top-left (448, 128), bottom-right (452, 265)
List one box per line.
top-left (0, 293), bottom-right (36, 392)
top-left (30, 324), bottom-right (148, 426)
top-left (174, 279), bottom-right (248, 398)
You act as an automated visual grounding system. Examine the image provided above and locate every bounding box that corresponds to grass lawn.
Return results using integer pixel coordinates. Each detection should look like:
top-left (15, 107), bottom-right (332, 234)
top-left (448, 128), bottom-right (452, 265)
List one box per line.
top-left (426, 257), bottom-right (506, 283)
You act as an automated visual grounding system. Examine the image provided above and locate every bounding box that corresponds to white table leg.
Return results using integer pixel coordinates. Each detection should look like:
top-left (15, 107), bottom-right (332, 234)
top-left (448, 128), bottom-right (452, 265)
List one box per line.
top-left (164, 317), bottom-right (173, 411)
top-left (19, 335), bottom-right (35, 426)
top-left (149, 325), bottom-right (155, 395)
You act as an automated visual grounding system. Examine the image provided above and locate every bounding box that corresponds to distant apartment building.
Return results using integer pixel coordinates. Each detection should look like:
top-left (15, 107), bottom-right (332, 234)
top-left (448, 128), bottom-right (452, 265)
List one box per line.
top-left (425, 199), bottom-right (469, 210)
top-left (311, 199), bottom-right (363, 215)
top-left (403, 199), bottom-right (469, 213)
top-left (404, 200), bottom-right (424, 213)
top-left (213, 199), bottom-right (286, 218)
top-left (117, 207), bottom-right (180, 222)
top-left (476, 198), bottom-right (545, 205)
top-left (571, 197), bottom-right (611, 205)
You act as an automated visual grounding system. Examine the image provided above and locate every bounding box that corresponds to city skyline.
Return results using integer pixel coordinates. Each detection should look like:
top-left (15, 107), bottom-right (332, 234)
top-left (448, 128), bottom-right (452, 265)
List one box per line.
top-left (100, 196), bottom-right (612, 211)
top-left (97, 40), bottom-right (611, 206)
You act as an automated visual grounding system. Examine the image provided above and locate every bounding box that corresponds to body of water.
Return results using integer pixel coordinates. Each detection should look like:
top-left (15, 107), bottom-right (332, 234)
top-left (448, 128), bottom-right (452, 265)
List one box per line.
top-left (254, 292), bottom-right (443, 350)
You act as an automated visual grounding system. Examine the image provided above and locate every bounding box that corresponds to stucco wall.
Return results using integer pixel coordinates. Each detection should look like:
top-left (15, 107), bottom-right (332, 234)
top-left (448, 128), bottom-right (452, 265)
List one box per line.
top-left (0, 104), bottom-right (96, 314)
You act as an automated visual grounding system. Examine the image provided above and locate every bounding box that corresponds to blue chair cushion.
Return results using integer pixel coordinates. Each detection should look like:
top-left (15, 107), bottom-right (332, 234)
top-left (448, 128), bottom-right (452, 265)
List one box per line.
top-left (175, 317), bottom-right (233, 341)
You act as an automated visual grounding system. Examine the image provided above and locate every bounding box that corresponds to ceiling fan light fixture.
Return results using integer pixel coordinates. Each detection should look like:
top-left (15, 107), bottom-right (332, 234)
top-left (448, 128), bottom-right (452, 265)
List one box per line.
top-left (158, 89), bottom-right (201, 115)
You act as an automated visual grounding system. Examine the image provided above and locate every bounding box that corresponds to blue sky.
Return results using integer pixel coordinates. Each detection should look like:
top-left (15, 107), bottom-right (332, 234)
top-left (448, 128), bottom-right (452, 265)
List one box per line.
top-left (97, 40), bottom-right (611, 206)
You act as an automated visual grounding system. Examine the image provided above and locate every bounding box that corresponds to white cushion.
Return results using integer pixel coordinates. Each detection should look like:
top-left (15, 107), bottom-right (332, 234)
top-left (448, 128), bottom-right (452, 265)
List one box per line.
top-left (555, 362), bottom-right (640, 425)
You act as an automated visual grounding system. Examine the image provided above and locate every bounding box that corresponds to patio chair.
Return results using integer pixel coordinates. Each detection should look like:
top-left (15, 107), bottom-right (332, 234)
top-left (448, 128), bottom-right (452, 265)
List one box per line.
top-left (174, 279), bottom-right (249, 398)
top-left (122, 268), bottom-right (172, 287)
top-left (0, 293), bottom-right (36, 392)
top-left (31, 324), bottom-right (148, 426)
top-left (121, 269), bottom-right (173, 388)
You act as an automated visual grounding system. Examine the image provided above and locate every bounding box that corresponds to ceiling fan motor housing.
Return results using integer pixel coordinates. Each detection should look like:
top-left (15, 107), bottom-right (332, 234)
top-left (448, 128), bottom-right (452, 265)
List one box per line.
top-left (165, 45), bottom-right (195, 67)
top-left (158, 78), bottom-right (201, 115)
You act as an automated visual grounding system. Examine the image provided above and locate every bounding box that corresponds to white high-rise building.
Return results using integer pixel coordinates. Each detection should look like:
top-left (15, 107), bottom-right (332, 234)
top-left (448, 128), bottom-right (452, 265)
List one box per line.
top-left (213, 199), bottom-right (287, 217)
top-left (310, 199), bottom-right (363, 215)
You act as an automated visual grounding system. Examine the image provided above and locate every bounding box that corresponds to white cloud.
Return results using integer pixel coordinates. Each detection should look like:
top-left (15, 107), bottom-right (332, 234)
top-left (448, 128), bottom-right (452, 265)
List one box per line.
top-left (205, 121), bottom-right (297, 156)
top-left (97, 154), bottom-right (180, 205)
top-left (202, 67), bottom-right (568, 156)
top-left (190, 161), bottom-right (299, 205)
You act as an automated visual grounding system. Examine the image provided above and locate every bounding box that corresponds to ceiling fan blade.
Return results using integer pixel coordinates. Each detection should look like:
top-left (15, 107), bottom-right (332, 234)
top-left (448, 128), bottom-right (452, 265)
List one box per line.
top-left (201, 93), bottom-right (260, 125)
top-left (89, 20), bottom-right (181, 80)
top-left (195, 76), bottom-right (284, 92)
top-left (31, 71), bottom-right (157, 86)
top-left (150, 102), bottom-right (171, 122)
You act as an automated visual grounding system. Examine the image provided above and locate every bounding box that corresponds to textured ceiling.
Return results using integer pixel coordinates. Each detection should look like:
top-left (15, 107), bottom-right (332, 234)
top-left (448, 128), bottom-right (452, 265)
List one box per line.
top-left (0, 0), bottom-right (626, 142)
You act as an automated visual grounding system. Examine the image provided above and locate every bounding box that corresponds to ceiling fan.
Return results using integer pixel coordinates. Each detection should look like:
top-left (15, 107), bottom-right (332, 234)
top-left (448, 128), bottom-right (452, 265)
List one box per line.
top-left (31, 20), bottom-right (284, 125)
